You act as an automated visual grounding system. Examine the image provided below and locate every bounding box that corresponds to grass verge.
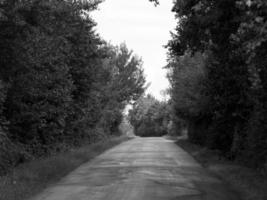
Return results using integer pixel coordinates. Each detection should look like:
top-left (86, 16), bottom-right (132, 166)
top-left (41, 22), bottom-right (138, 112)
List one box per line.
top-left (176, 138), bottom-right (267, 200)
top-left (0, 136), bottom-right (131, 200)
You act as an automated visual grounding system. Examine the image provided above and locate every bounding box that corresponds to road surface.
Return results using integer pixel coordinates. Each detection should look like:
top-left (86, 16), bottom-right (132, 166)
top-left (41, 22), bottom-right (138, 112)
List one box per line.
top-left (31, 137), bottom-right (239, 200)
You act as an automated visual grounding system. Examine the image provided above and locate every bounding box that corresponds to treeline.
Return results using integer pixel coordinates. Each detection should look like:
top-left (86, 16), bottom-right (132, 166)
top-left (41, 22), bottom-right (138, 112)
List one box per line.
top-left (165, 0), bottom-right (267, 168)
top-left (128, 95), bottom-right (170, 137)
top-left (0, 0), bottom-right (145, 174)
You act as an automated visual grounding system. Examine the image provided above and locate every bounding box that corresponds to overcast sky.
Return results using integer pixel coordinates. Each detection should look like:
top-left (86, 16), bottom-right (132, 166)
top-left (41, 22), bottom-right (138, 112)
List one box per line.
top-left (92, 0), bottom-right (176, 100)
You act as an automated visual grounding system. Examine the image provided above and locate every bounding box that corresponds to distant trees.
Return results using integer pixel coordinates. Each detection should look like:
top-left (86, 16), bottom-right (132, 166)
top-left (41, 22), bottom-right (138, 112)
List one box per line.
top-left (166, 0), bottom-right (267, 168)
top-left (0, 0), bottom-right (145, 173)
top-left (129, 95), bottom-right (170, 137)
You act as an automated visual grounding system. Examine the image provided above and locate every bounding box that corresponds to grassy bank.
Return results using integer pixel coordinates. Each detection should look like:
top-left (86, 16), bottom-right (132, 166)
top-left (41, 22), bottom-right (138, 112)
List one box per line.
top-left (0, 136), bottom-right (131, 200)
top-left (176, 139), bottom-right (267, 200)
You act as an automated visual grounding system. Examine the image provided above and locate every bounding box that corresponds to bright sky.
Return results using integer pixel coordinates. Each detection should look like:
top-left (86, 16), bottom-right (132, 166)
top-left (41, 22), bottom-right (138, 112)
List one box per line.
top-left (92, 0), bottom-right (176, 100)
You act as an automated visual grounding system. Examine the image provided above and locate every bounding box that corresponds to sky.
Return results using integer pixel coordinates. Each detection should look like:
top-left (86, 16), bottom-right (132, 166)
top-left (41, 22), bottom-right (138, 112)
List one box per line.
top-left (92, 0), bottom-right (176, 100)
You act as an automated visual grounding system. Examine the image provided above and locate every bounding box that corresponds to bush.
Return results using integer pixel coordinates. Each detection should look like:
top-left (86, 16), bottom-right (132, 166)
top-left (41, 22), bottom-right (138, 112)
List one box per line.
top-left (0, 131), bottom-right (31, 175)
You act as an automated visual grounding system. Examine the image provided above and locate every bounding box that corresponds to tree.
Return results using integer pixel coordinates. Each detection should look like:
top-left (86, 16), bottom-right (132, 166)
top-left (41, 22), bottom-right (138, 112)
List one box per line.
top-left (0, 0), bottom-right (75, 154)
top-left (231, 0), bottom-right (267, 166)
top-left (129, 95), bottom-right (170, 137)
top-left (95, 43), bottom-right (146, 136)
top-left (167, 52), bottom-right (210, 144)
top-left (0, 0), bottom-right (146, 173)
top-left (166, 0), bottom-right (267, 166)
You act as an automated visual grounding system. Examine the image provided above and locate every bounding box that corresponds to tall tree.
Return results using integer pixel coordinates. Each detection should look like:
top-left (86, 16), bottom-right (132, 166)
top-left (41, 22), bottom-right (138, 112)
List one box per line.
top-left (167, 52), bottom-right (209, 144)
top-left (95, 43), bottom-right (146, 136)
top-left (165, 0), bottom-right (267, 166)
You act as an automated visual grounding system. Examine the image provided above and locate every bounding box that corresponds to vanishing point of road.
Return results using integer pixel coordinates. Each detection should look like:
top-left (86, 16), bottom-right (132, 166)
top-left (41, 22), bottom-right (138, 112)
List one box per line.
top-left (32, 137), bottom-right (239, 200)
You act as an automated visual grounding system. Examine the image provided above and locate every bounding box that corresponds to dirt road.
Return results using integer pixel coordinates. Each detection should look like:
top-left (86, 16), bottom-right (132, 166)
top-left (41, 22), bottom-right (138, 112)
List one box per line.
top-left (31, 137), bottom-right (239, 200)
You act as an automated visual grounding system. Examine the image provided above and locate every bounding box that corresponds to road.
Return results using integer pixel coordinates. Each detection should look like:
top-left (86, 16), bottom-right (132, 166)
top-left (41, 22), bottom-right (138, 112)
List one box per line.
top-left (31, 137), bottom-right (239, 200)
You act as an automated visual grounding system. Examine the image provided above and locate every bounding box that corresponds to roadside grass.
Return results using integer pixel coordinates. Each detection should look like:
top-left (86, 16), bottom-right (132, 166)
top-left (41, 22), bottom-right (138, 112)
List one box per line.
top-left (0, 136), bottom-right (131, 200)
top-left (176, 139), bottom-right (267, 200)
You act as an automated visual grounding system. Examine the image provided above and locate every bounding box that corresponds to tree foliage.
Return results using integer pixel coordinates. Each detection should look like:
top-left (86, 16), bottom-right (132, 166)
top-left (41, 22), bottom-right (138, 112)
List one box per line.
top-left (167, 0), bottom-right (267, 167)
top-left (167, 52), bottom-right (208, 120)
top-left (0, 0), bottom-right (146, 172)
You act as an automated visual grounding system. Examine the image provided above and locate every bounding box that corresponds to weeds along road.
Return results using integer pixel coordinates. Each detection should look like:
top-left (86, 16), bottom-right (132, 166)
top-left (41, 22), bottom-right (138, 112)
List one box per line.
top-left (31, 137), bottom-right (240, 200)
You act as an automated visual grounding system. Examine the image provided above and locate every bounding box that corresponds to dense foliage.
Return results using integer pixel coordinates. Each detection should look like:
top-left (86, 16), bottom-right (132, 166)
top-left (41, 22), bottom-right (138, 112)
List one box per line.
top-left (129, 95), bottom-right (170, 137)
top-left (0, 0), bottom-right (145, 174)
top-left (166, 0), bottom-right (267, 168)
